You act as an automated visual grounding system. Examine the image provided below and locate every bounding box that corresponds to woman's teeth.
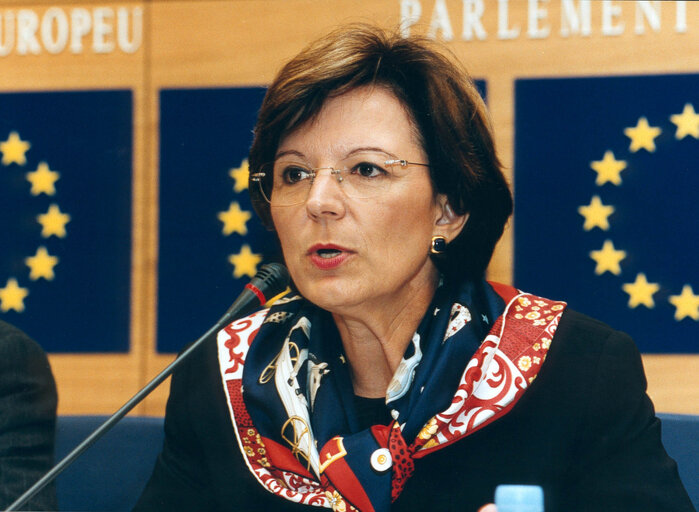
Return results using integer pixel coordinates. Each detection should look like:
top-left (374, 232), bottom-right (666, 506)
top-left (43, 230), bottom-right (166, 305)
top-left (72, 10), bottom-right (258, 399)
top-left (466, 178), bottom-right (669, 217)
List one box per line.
top-left (317, 249), bottom-right (341, 258)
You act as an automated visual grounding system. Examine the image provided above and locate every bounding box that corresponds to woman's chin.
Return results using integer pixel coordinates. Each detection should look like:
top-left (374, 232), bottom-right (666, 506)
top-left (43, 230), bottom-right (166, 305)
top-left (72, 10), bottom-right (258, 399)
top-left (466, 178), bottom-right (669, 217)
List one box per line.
top-left (296, 278), bottom-right (366, 313)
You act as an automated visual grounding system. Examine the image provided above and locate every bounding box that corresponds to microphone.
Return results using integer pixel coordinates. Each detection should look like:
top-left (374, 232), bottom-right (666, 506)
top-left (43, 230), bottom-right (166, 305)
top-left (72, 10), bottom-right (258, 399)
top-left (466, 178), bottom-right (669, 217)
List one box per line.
top-left (6, 263), bottom-right (290, 512)
top-left (221, 262), bottom-right (291, 322)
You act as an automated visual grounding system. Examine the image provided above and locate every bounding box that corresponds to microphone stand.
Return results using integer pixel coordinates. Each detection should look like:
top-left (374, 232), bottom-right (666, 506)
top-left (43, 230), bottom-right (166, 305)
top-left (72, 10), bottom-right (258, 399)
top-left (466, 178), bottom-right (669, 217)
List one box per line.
top-left (5, 263), bottom-right (289, 511)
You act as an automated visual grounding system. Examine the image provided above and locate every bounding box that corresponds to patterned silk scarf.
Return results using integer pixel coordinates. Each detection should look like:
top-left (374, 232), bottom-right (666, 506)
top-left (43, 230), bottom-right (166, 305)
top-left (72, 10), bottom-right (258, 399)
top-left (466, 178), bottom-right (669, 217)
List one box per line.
top-left (216, 280), bottom-right (566, 512)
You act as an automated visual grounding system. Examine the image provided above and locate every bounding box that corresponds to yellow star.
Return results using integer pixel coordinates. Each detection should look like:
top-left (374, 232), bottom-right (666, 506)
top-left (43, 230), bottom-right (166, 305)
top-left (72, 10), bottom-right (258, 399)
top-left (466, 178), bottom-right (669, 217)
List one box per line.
top-left (578, 195), bottom-right (615, 231)
top-left (25, 246), bottom-right (59, 281)
top-left (623, 117), bottom-right (661, 152)
top-left (670, 103), bottom-right (699, 140)
top-left (26, 161), bottom-right (60, 196)
top-left (668, 285), bottom-right (699, 321)
top-left (228, 244), bottom-right (262, 279)
top-left (218, 201), bottom-right (251, 236)
top-left (229, 159), bottom-right (249, 193)
top-left (37, 204), bottom-right (71, 238)
top-left (622, 273), bottom-right (660, 309)
top-left (590, 151), bottom-right (627, 186)
top-left (0, 278), bottom-right (29, 312)
top-left (0, 131), bottom-right (31, 165)
top-left (589, 240), bottom-right (626, 275)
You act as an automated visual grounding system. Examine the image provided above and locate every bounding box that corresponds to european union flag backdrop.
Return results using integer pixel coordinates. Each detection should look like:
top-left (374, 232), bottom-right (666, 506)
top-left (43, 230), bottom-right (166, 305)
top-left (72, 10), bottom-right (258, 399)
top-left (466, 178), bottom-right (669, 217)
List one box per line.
top-left (0, 91), bottom-right (132, 353)
top-left (158, 87), bottom-right (279, 353)
top-left (514, 74), bottom-right (698, 353)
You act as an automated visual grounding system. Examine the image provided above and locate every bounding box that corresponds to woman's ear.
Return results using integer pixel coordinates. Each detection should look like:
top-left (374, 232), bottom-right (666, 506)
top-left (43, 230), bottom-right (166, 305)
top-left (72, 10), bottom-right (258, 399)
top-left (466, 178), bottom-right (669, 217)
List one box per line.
top-left (435, 195), bottom-right (468, 242)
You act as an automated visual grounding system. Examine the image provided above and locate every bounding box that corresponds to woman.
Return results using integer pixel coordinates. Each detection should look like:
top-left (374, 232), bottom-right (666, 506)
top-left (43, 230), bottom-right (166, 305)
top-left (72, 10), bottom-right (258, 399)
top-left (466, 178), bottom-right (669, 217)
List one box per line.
top-left (135, 25), bottom-right (693, 511)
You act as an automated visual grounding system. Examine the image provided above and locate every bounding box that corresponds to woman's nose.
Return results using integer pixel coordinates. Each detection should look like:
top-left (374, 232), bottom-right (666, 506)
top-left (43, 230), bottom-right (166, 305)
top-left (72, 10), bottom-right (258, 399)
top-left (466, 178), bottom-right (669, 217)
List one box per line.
top-left (305, 169), bottom-right (347, 220)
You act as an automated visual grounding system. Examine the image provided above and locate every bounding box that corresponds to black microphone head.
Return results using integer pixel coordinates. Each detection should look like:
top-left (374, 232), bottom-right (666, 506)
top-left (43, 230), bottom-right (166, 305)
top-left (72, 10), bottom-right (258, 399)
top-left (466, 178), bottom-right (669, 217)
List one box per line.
top-left (218, 263), bottom-right (290, 326)
top-left (249, 263), bottom-right (290, 301)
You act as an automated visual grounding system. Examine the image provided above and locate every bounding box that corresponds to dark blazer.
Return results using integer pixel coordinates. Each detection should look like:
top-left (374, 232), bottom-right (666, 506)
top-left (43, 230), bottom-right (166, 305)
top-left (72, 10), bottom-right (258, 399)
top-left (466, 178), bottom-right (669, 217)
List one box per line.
top-left (134, 310), bottom-right (694, 512)
top-left (0, 320), bottom-right (58, 511)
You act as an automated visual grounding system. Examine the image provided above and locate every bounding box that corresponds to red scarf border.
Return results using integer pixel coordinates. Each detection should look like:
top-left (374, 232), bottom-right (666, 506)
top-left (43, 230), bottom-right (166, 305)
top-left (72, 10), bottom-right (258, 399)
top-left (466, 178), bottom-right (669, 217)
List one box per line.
top-left (216, 286), bottom-right (566, 511)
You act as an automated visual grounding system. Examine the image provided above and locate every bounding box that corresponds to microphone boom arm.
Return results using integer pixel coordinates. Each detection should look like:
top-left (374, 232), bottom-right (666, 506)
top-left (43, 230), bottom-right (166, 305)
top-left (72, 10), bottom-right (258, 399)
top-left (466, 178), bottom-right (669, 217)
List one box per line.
top-left (5, 263), bottom-right (289, 511)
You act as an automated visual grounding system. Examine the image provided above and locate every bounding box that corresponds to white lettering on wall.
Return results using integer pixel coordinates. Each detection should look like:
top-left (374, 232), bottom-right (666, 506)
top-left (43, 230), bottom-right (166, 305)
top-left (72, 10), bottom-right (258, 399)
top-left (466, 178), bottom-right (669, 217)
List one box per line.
top-left (400, 0), bottom-right (422, 37)
top-left (117, 7), bottom-right (142, 53)
top-left (428, 0), bottom-right (454, 41)
top-left (70, 8), bottom-right (91, 54)
top-left (635, 1), bottom-right (661, 34)
top-left (560, 0), bottom-right (591, 37)
top-left (527, 0), bottom-right (550, 39)
top-left (462, 0), bottom-right (487, 41)
top-left (0, 6), bottom-right (142, 56)
top-left (675, 1), bottom-right (687, 33)
top-left (93, 7), bottom-right (114, 53)
top-left (0, 11), bottom-right (15, 56)
top-left (41, 7), bottom-right (69, 54)
top-left (399, 0), bottom-right (690, 41)
top-left (601, 1), bottom-right (624, 36)
top-left (497, 0), bottom-right (520, 39)
top-left (17, 9), bottom-right (41, 55)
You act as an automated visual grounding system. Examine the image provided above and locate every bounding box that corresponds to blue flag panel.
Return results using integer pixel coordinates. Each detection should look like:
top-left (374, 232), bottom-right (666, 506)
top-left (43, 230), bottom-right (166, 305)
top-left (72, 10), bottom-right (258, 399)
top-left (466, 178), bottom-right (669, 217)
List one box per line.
top-left (514, 74), bottom-right (698, 353)
top-left (475, 80), bottom-right (487, 102)
top-left (0, 91), bottom-right (132, 353)
top-left (158, 87), bottom-right (280, 353)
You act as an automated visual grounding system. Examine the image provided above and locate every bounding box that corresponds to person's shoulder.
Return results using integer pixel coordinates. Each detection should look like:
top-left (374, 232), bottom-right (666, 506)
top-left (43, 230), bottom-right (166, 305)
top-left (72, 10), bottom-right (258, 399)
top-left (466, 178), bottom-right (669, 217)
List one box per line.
top-left (557, 308), bottom-right (620, 336)
top-left (0, 320), bottom-right (50, 365)
top-left (551, 308), bottom-right (640, 367)
top-left (556, 308), bottom-right (631, 342)
top-left (0, 320), bottom-right (56, 414)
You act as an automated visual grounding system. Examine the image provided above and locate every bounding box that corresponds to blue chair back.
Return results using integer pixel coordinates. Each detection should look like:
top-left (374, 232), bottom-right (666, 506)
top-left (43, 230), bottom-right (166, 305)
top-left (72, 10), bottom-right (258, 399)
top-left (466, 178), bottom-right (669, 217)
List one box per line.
top-left (53, 413), bottom-right (696, 510)
top-left (55, 415), bottom-right (164, 512)
top-left (658, 413), bottom-right (699, 509)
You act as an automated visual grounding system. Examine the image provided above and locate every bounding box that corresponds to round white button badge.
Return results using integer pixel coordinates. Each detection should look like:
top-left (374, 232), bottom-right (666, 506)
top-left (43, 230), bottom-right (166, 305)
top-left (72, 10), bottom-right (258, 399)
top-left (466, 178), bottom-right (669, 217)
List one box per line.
top-left (370, 448), bottom-right (392, 473)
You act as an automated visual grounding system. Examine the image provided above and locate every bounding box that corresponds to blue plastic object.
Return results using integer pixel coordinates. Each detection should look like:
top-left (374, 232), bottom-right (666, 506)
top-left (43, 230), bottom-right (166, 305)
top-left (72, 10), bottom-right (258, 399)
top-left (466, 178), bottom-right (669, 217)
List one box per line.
top-left (494, 485), bottom-right (544, 512)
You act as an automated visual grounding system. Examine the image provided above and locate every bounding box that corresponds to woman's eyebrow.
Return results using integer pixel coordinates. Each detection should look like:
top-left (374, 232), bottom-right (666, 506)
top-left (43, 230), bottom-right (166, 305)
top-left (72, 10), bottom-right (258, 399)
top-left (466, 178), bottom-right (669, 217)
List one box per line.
top-left (345, 146), bottom-right (397, 158)
top-left (275, 146), bottom-right (399, 161)
top-left (275, 149), bottom-right (306, 160)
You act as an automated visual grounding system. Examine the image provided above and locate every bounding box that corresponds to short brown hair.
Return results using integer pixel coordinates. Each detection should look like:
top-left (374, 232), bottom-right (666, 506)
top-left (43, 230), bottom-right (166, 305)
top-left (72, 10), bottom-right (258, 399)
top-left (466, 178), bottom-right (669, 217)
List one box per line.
top-left (248, 24), bottom-right (513, 282)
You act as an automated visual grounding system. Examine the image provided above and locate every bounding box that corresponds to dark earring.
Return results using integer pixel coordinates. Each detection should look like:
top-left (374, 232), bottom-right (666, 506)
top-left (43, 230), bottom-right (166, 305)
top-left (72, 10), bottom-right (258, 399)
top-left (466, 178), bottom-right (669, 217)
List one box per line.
top-left (430, 235), bottom-right (447, 255)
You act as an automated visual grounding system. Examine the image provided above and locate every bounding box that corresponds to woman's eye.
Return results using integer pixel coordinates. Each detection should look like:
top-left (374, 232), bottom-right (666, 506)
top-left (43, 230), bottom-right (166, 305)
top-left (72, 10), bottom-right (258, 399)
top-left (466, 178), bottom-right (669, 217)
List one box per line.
top-left (282, 166), bottom-right (312, 184)
top-left (351, 162), bottom-right (386, 178)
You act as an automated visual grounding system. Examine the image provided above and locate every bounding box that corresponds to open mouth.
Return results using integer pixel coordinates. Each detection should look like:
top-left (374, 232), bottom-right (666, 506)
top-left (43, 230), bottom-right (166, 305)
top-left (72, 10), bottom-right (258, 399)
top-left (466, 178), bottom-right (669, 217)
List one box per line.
top-left (308, 244), bottom-right (351, 269)
top-left (316, 248), bottom-right (342, 259)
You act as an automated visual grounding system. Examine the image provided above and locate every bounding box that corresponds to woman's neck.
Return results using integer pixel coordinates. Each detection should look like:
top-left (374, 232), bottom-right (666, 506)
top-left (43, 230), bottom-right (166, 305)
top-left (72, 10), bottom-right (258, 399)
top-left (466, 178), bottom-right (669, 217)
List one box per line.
top-left (332, 275), bottom-right (438, 399)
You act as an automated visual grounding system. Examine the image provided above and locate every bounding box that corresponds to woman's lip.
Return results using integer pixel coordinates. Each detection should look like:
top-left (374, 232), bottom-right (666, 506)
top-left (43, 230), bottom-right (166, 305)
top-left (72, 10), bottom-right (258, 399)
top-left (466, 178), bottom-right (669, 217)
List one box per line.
top-left (307, 244), bottom-right (354, 270)
top-left (307, 243), bottom-right (351, 254)
top-left (309, 251), bottom-right (352, 270)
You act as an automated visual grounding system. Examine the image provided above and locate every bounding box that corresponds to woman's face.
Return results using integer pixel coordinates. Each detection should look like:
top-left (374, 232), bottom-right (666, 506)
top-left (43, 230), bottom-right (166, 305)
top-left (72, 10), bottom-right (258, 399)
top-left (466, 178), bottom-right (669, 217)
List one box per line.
top-left (271, 86), bottom-right (456, 318)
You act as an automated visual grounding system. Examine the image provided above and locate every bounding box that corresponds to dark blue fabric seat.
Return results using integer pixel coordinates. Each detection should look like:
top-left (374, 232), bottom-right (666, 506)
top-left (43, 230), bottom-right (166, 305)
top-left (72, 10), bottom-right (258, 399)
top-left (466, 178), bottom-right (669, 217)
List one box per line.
top-left (55, 415), bottom-right (164, 512)
top-left (658, 412), bottom-right (699, 509)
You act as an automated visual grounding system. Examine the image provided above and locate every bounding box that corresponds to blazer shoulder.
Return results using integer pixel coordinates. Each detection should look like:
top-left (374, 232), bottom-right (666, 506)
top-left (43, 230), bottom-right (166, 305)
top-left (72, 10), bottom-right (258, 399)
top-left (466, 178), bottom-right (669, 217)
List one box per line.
top-left (557, 308), bottom-right (617, 334)
top-left (547, 309), bottom-right (643, 377)
top-left (556, 309), bottom-right (633, 346)
top-left (0, 320), bottom-right (54, 377)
